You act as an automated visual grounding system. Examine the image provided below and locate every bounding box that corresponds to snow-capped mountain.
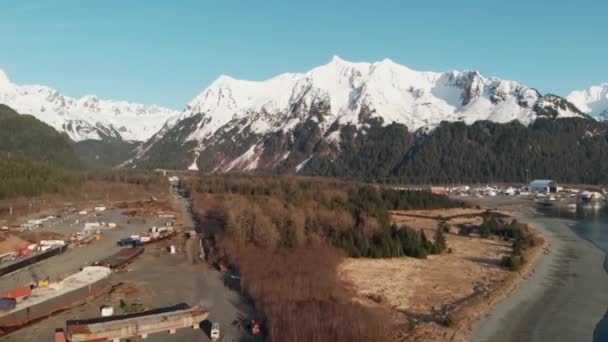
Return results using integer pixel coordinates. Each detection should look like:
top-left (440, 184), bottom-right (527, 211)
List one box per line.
top-left (567, 84), bottom-right (608, 121)
top-left (127, 56), bottom-right (587, 172)
top-left (0, 69), bottom-right (179, 142)
top-left (178, 56), bottom-right (582, 140)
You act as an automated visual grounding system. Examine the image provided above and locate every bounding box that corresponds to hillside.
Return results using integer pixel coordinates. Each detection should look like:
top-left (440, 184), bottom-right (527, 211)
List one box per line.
top-left (0, 104), bottom-right (81, 169)
top-left (74, 139), bottom-right (140, 168)
top-left (0, 155), bottom-right (79, 199)
top-left (301, 117), bottom-right (608, 184)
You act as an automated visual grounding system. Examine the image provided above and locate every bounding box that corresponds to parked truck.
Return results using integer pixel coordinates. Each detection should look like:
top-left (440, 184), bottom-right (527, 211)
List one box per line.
top-left (116, 237), bottom-right (142, 247)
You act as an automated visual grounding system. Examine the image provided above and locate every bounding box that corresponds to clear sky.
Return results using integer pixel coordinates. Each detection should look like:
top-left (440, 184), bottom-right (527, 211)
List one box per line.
top-left (0, 0), bottom-right (606, 109)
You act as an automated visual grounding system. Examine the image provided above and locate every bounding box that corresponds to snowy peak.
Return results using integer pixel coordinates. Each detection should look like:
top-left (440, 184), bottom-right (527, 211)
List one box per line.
top-left (0, 70), bottom-right (180, 142)
top-left (183, 56), bottom-right (583, 140)
top-left (0, 69), bottom-right (11, 86)
top-left (567, 84), bottom-right (608, 120)
top-left (129, 57), bottom-right (592, 172)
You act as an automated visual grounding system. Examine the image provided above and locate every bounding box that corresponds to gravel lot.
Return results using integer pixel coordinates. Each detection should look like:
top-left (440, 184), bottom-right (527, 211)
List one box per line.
top-left (1, 195), bottom-right (259, 342)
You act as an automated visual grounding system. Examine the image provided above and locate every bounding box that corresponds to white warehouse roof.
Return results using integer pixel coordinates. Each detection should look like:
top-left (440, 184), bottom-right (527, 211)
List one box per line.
top-left (529, 179), bottom-right (556, 188)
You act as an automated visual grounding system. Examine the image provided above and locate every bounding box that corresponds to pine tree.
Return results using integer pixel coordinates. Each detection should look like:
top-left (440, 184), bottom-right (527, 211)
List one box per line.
top-left (433, 228), bottom-right (447, 254)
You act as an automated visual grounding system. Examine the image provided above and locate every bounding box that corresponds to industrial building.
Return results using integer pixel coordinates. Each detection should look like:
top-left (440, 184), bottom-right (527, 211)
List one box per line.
top-left (529, 179), bottom-right (558, 193)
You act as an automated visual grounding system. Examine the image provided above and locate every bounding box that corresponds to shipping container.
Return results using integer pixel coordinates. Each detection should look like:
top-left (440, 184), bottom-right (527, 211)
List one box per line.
top-left (0, 299), bottom-right (16, 311)
top-left (100, 305), bottom-right (113, 317)
top-left (2, 286), bottom-right (31, 300)
top-left (54, 329), bottom-right (66, 342)
top-left (18, 249), bottom-right (31, 257)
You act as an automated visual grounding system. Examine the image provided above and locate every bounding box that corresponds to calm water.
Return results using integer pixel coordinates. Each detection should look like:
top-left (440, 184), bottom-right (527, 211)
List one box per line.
top-left (538, 203), bottom-right (608, 257)
top-left (537, 203), bottom-right (608, 342)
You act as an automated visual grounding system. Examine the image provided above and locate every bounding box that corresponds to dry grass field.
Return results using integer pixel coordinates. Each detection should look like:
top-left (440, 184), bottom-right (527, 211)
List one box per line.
top-left (339, 208), bottom-right (544, 341)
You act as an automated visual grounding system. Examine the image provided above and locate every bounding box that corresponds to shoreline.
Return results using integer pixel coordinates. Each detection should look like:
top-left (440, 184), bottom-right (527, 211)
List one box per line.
top-left (441, 215), bottom-right (547, 341)
top-left (470, 211), bottom-right (608, 342)
top-left (375, 206), bottom-right (548, 342)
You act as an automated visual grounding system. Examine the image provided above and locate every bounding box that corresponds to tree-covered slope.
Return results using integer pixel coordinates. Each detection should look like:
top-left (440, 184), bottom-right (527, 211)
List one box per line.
top-left (0, 104), bottom-right (81, 169)
top-left (0, 155), bottom-right (80, 199)
top-left (74, 139), bottom-right (139, 168)
top-left (301, 117), bottom-right (608, 184)
top-left (398, 118), bottom-right (608, 184)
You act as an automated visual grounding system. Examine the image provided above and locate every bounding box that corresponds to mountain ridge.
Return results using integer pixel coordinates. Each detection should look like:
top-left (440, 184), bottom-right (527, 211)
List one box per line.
top-left (128, 56), bottom-right (588, 172)
top-left (0, 70), bottom-right (180, 142)
top-left (567, 83), bottom-right (608, 120)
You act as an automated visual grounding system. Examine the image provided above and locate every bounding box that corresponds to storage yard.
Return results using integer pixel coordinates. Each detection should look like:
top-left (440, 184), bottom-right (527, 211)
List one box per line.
top-left (0, 179), bottom-right (260, 341)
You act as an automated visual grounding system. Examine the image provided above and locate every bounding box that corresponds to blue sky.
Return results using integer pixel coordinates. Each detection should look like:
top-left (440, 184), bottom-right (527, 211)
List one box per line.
top-left (0, 0), bottom-right (606, 109)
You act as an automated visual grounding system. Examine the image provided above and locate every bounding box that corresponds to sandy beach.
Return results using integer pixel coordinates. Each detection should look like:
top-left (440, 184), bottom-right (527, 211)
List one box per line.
top-left (471, 212), bottom-right (608, 342)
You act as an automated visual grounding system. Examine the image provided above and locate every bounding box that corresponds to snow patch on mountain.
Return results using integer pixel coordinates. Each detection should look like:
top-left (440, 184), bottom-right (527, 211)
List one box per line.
top-left (188, 152), bottom-right (200, 171)
top-left (296, 155), bottom-right (313, 172)
top-left (222, 144), bottom-right (261, 172)
top-left (0, 69), bottom-right (180, 141)
top-left (567, 84), bottom-right (608, 120)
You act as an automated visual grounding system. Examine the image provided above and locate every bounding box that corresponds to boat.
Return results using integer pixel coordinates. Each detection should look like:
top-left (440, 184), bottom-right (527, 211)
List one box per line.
top-left (64, 303), bottom-right (208, 341)
top-left (0, 266), bottom-right (112, 333)
top-left (94, 247), bottom-right (144, 269)
top-left (0, 245), bottom-right (67, 278)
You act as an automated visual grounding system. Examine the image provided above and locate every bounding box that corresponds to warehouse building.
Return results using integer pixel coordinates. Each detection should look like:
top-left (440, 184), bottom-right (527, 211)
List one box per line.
top-left (529, 179), bottom-right (558, 193)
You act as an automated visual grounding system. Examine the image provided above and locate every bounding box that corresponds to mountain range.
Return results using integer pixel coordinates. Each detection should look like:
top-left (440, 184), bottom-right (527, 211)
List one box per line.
top-left (124, 56), bottom-right (605, 173)
top-left (0, 70), bottom-right (179, 142)
top-left (1, 57), bottom-right (607, 181)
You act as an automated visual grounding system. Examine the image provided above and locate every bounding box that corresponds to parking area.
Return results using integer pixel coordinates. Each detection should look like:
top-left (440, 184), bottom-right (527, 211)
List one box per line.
top-left (0, 207), bottom-right (173, 290)
top-left (0, 194), bottom-right (260, 342)
top-left (1, 250), bottom-right (258, 342)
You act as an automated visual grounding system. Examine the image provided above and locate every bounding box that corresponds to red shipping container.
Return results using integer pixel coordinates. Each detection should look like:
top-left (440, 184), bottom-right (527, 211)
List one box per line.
top-left (2, 285), bottom-right (32, 299)
top-left (54, 330), bottom-right (66, 342)
top-left (18, 248), bottom-right (32, 257)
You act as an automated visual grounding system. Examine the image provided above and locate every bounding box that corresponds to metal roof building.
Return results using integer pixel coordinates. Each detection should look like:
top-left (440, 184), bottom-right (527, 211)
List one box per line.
top-left (529, 179), bottom-right (558, 193)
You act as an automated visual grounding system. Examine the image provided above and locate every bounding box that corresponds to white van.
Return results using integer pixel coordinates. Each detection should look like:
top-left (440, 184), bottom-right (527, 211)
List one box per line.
top-left (210, 322), bottom-right (220, 340)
